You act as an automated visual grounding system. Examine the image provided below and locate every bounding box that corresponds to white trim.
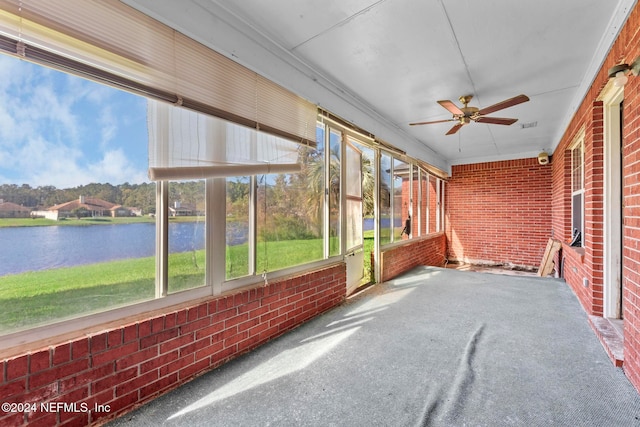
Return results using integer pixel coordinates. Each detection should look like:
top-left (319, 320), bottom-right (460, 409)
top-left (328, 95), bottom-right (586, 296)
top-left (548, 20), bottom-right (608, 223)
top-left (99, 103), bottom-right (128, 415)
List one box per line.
top-left (210, 177), bottom-right (226, 295)
top-left (373, 149), bottom-right (381, 284)
top-left (552, 0), bottom-right (637, 155)
top-left (440, 179), bottom-right (446, 233)
top-left (602, 82), bottom-right (624, 319)
top-left (321, 123), bottom-right (330, 260)
top-left (436, 178), bottom-right (442, 233)
top-left (156, 181), bottom-right (168, 297)
top-left (570, 128), bottom-right (586, 244)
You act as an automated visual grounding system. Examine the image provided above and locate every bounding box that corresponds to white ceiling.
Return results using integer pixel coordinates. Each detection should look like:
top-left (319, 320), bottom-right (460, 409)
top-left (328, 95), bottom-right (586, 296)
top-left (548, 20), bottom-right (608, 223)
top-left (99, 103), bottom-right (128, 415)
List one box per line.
top-left (123, 0), bottom-right (636, 173)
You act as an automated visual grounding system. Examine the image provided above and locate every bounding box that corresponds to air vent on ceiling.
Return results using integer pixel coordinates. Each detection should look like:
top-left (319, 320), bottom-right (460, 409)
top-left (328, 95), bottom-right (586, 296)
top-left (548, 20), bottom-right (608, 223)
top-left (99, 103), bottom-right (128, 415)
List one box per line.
top-left (520, 121), bottom-right (538, 129)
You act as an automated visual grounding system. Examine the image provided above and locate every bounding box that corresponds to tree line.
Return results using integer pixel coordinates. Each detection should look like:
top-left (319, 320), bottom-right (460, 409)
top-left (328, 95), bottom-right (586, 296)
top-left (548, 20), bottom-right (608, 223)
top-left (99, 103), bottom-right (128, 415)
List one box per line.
top-left (0, 182), bottom-right (203, 215)
top-left (1, 148), bottom-right (375, 227)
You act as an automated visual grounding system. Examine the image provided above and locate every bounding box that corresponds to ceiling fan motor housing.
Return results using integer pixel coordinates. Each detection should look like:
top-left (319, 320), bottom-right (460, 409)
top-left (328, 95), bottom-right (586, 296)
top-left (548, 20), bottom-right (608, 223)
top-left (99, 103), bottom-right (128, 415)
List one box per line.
top-left (458, 95), bottom-right (478, 122)
top-left (460, 106), bottom-right (479, 118)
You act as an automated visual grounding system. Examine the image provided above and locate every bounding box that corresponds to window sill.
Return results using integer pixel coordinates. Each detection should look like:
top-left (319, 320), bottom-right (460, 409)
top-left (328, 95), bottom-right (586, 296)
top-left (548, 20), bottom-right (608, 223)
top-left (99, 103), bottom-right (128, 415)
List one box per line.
top-left (380, 231), bottom-right (445, 251)
top-left (0, 286), bottom-right (213, 360)
top-left (563, 243), bottom-right (585, 263)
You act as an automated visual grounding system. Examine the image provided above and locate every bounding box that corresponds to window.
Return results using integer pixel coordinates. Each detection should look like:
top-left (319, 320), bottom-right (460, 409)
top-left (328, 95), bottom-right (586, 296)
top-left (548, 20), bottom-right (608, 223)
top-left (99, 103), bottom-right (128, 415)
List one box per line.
top-left (379, 153), bottom-right (392, 245)
top-left (429, 175), bottom-right (439, 233)
top-left (0, 0), bottom-right (454, 345)
top-left (328, 129), bottom-right (342, 257)
top-left (167, 180), bottom-right (206, 293)
top-left (0, 55), bottom-right (155, 334)
top-left (571, 133), bottom-right (585, 247)
top-left (256, 144), bottom-right (324, 272)
top-left (409, 166), bottom-right (419, 238)
top-left (379, 156), bottom-right (436, 245)
top-left (226, 176), bottom-right (251, 280)
top-left (420, 169), bottom-right (428, 236)
top-left (438, 178), bottom-right (446, 232)
top-left (391, 158), bottom-right (409, 242)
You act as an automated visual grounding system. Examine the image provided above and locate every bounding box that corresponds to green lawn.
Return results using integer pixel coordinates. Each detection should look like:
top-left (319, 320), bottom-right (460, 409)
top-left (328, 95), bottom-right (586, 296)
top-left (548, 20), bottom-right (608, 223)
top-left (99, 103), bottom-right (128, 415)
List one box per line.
top-left (0, 251), bottom-right (208, 333)
top-left (226, 239), bottom-right (324, 279)
top-left (0, 235), bottom-right (376, 334)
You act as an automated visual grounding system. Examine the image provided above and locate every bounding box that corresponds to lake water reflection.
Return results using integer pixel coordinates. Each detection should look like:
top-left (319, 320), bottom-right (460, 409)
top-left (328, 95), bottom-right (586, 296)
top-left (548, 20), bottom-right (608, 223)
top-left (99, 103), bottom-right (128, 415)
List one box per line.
top-left (0, 222), bottom-right (205, 276)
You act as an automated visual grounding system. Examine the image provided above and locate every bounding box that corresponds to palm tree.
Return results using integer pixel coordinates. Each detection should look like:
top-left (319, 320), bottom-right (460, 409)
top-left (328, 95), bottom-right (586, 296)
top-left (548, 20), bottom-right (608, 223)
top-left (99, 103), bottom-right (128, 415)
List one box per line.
top-left (304, 143), bottom-right (375, 234)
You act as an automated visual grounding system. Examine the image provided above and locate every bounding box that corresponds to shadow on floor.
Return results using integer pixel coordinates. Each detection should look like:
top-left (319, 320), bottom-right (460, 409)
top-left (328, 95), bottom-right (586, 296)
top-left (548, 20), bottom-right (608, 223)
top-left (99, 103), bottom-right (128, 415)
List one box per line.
top-left (108, 266), bottom-right (640, 427)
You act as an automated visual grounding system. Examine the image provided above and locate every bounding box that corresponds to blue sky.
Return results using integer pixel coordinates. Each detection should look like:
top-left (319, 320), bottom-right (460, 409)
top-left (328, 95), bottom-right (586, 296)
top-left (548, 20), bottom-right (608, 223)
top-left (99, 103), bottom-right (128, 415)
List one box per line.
top-left (0, 54), bottom-right (149, 188)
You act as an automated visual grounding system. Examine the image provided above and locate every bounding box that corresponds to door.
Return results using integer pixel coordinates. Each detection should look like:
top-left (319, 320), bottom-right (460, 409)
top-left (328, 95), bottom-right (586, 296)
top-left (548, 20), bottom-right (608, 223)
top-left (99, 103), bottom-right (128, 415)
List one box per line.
top-left (345, 140), bottom-right (364, 294)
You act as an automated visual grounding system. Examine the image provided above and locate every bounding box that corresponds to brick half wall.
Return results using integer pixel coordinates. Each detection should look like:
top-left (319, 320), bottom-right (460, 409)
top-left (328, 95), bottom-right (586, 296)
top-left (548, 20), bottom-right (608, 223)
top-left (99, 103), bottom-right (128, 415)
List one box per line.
top-left (380, 233), bottom-right (446, 282)
top-left (0, 263), bottom-right (346, 426)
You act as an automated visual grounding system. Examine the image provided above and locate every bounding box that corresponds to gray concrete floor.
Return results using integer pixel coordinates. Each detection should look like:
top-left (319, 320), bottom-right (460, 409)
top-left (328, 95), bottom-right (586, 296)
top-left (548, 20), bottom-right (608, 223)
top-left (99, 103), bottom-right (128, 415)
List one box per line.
top-left (108, 266), bottom-right (640, 426)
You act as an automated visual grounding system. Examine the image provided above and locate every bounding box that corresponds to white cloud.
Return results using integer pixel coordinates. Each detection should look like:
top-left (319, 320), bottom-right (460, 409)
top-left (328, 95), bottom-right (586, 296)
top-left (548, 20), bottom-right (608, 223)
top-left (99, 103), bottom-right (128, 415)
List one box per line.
top-left (89, 149), bottom-right (148, 185)
top-left (11, 144), bottom-right (147, 188)
top-left (0, 55), bottom-right (148, 188)
top-left (98, 106), bottom-right (118, 148)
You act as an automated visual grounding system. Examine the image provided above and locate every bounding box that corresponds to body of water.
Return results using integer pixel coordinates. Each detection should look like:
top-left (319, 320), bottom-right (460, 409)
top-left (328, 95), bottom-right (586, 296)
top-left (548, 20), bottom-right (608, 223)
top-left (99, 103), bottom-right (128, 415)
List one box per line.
top-left (1, 217), bottom-right (399, 276)
top-left (0, 222), bottom-right (205, 276)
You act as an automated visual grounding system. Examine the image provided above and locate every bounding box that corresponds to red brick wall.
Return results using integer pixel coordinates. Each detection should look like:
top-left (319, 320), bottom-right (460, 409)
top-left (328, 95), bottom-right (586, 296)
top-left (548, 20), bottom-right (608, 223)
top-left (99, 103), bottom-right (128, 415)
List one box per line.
top-left (559, 244), bottom-right (589, 306)
top-left (380, 233), bottom-right (446, 282)
top-left (619, 8), bottom-right (640, 394)
top-left (0, 264), bottom-right (346, 426)
top-left (619, 6), bottom-right (640, 392)
top-left (550, 3), bottom-right (640, 394)
top-left (446, 158), bottom-right (552, 268)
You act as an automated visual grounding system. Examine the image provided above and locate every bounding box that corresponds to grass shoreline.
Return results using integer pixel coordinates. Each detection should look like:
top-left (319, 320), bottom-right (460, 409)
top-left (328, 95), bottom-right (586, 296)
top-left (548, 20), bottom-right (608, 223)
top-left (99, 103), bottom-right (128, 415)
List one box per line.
top-left (0, 216), bottom-right (202, 228)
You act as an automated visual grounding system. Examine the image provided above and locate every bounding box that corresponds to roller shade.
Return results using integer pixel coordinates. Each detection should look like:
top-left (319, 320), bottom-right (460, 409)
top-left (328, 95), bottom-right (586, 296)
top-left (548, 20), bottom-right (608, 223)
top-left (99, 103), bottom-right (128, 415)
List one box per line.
top-left (0, 0), bottom-right (317, 145)
top-left (147, 100), bottom-right (304, 181)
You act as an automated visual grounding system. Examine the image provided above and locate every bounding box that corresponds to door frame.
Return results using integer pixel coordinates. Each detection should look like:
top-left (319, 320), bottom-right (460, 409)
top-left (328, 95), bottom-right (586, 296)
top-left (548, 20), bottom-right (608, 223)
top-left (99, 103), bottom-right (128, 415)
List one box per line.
top-left (602, 82), bottom-right (624, 319)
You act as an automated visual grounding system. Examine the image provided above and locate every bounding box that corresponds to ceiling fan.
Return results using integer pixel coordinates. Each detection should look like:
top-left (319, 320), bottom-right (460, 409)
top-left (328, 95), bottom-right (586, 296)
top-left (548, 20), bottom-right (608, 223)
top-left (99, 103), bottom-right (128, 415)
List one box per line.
top-left (410, 94), bottom-right (530, 135)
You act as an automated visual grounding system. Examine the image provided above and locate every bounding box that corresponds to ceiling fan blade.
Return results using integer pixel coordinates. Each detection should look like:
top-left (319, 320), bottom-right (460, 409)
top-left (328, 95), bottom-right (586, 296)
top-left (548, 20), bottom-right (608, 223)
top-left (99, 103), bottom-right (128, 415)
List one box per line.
top-left (437, 100), bottom-right (463, 115)
top-left (409, 118), bottom-right (456, 126)
top-left (445, 123), bottom-right (464, 135)
top-left (477, 94), bottom-right (529, 116)
top-left (475, 117), bottom-right (518, 125)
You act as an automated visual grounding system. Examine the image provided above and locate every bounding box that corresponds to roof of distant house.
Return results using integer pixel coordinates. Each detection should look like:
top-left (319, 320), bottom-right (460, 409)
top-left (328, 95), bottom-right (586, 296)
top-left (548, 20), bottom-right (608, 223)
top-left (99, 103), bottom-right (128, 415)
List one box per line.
top-left (0, 201), bottom-right (31, 212)
top-left (48, 197), bottom-right (117, 212)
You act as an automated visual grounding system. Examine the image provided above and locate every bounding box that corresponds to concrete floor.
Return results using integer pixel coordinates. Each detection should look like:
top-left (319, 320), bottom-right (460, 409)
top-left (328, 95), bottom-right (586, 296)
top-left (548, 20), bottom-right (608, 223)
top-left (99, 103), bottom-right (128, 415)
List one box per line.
top-left (108, 266), bottom-right (640, 427)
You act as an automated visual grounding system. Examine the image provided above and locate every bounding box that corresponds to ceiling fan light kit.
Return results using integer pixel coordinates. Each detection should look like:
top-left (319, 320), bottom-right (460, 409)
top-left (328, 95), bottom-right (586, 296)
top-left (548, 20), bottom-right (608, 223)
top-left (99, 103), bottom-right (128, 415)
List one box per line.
top-left (410, 94), bottom-right (530, 135)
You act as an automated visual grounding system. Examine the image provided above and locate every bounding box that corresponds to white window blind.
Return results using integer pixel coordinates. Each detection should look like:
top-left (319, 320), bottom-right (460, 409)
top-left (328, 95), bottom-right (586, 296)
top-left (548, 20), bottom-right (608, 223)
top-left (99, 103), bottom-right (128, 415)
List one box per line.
top-left (0, 0), bottom-right (317, 145)
top-left (147, 100), bottom-right (303, 181)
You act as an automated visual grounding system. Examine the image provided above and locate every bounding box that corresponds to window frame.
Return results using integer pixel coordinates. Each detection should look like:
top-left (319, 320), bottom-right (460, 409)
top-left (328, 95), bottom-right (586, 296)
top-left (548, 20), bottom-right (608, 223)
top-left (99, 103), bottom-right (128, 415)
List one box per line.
top-left (0, 1), bottom-right (452, 349)
top-left (570, 128), bottom-right (585, 247)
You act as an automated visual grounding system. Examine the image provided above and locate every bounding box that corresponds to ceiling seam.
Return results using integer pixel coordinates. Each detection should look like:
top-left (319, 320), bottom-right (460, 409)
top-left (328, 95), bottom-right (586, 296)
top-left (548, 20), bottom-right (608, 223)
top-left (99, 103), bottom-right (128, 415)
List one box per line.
top-left (437, 0), bottom-right (477, 97)
top-left (438, 0), bottom-right (497, 152)
top-left (291, 0), bottom-right (390, 51)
